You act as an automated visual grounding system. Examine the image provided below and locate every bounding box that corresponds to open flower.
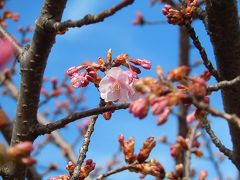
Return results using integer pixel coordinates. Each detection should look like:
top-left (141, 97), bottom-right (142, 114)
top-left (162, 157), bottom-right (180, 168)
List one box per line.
top-left (99, 67), bottom-right (138, 103)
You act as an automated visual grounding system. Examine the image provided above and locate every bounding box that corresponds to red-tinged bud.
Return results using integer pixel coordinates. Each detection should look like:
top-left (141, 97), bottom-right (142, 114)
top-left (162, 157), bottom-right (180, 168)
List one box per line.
top-left (198, 170), bottom-right (208, 180)
top-left (151, 97), bottom-right (168, 115)
top-left (66, 161), bottom-right (75, 176)
top-left (129, 98), bottom-right (149, 119)
top-left (79, 159), bottom-right (95, 179)
top-left (192, 139), bottom-right (200, 148)
top-left (51, 77), bottom-right (58, 84)
top-left (132, 11), bottom-right (145, 25)
top-left (129, 59), bottom-right (151, 69)
top-left (21, 157), bottom-right (36, 166)
top-left (103, 111), bottom-right (112, 120)
top-left (70, 72), bottom-right (89, 88)
top-left (137, 137), bottom-right (156, 163)
top-left (192, 149), bottom-right (203, 157)
top-left (7, 141), bottom-right (34, 159)
top-left (157, 108), bottom-right (171, 125)
top-left (176, 136), bottom-right (189, 150)
top-left (118, 135), bottom-right (136, 163)
top-left (66, 66), bottom-right (85, 76)
top-left (129, 64), bottom-right (141, 74)
top-left (170, 144), bottom-right (182, 159)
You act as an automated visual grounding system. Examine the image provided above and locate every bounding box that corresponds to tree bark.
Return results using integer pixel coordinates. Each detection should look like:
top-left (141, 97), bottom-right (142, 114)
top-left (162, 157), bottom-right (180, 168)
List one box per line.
top-left (1, 0), bottom-right (68, 178)
top-left (205, 0), bottom-right (240, 170)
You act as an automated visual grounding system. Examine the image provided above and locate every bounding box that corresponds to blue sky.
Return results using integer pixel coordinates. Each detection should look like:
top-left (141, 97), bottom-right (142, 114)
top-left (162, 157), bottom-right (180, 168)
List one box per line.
top-left (1, 0), bottom-right (239, 179)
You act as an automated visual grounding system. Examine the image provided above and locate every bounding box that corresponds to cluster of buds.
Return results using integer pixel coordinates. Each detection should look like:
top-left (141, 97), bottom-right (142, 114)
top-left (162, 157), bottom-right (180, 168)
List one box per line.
top-left (49, 160), bottom-right (95, 180)
top-left (118, 135), bottom-right (156, 163)
top-left (129, 65), bottom-right (210, 125)
top-left (133, 159), bottom-right (165, 179)
top-left (118, 135), bottom-right (165, 179)
top-left (132, 11), bottom-right (145, 25)
top-left (162, 0), bottom-right (199, 25)
top-left (5, 141), bottom-right (36, 166)
top-left (170, 134), bottom-right (202, 160)
top-left (0, 10), bottom-right (19, 27)
top-left (67, 49), bottom-right (151, 104)
top-left (66, 65), bottom-right (100, 88)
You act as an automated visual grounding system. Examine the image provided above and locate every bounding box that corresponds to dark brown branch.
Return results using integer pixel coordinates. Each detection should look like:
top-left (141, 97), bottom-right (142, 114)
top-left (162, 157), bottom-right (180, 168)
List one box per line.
top-left (36, 103), bottom-right (129, 135)
top-left (48, 0), bottom-right (135, 32)
top-left (96, 164), bottom-right (135, 180)
top-left (71, 116), bottom-right (98, 180)
top-left (207, 75), bottom-right (240, 92)
top-left (201, 118), bottom-right (233, 163)
top-left (205, 0), bottom-right (240, 170)
top-left (185, 23), bottom-right (220, 81)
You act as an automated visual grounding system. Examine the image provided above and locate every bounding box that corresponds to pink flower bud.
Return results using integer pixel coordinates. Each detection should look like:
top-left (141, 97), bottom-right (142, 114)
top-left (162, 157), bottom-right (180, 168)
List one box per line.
top-left (129, 98), bottom-right (149, 119)
top-left (129, 59), bottom-right (151, 69)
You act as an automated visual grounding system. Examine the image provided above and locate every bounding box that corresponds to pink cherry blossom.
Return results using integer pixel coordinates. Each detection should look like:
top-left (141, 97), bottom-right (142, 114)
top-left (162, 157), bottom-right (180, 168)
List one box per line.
top-left (99, 67), bottom-right (138, 103)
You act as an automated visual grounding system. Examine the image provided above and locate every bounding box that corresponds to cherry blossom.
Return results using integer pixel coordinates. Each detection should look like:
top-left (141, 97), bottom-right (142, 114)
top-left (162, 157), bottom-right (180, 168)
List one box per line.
top-left (99, 67), bottom-right (138, 103)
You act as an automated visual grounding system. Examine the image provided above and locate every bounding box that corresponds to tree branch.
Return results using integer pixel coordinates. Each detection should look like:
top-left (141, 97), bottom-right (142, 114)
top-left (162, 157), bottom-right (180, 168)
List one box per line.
top-left (71, 115), bottom-right (98, 180)
top-left (47, 0), bottom-right (135, 32)
top-left (202, 131), bottom-right (223, 180)
top-left (183, 123), bottom-right (199, 179)
top-left (207, 75), bottom-right (240, 92)
top-left (200, 118), bottom-right (233, 163)
top-left (185, 23), bottom-right (220, 81)
top-left (193, 99), bottom-right (240, 129)
top-left (96, 164), bottom-right (135, 180)
top-left (36, 103), bottom-right (129, 135)
top-left (205, 0), bottom-right (240, 170)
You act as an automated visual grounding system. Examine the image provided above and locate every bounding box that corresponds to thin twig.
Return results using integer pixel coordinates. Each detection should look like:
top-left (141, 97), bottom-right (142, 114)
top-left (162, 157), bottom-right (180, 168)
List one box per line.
top-left (200, 118), bottom-right (233, 162)
top-left (192, 99), bottom-right (240, 128)
top-left (36, 103), bottom-right (130, 135)
top-left (207, 75), bottom-right (240, 92)
top-left (202, 131), bottom-right (223, 180)
top-left (96, 164), bottom-right (135, 180)
top-left (183, 123), bottom-right (199, 179)
top-left (70, 115), bottom-right (98, 180)
top-left (48, 0), bottom-right (135, 32)
top-left (185, 23), bottom-right (220, 81)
